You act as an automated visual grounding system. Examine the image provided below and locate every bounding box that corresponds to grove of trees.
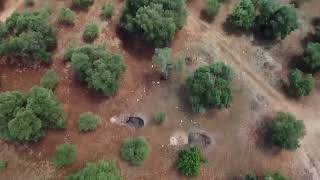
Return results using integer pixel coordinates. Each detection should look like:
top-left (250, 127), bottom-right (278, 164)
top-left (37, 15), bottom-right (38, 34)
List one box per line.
top-left (119, 0), bottom-right (187, 46)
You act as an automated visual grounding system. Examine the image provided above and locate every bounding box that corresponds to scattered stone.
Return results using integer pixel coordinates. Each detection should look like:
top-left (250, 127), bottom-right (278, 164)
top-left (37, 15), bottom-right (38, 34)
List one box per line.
top-left (188, 130), bottom-right (212, 148)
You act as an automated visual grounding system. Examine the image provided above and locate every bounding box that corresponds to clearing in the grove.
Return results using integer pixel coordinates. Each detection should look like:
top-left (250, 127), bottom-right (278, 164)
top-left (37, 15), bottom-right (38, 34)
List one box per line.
top-left (1, 0), bottom-right (320, 179)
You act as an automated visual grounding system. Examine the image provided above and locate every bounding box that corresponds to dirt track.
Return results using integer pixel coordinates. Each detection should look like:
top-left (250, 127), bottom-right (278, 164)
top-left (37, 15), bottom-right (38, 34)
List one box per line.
top-left (0, 0), bottom-right (23, 22)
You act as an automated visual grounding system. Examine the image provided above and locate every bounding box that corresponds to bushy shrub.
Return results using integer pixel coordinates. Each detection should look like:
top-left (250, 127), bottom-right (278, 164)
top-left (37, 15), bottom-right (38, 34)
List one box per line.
top-left (271, 112), bottom-right (305, 150)
top-left (288, 69), bottom-right (315, 97)
top-left (40, 69), bottom-right (60, 90)
top-left (120, 137), bottom-right (150, 166)
top-left (83, 23), bottom-right (99, 42)
top-left (26, 86), bottom-right (66, 129)
top-left (153, 48), bottom-right (173, 80)
top-left (204, 0), bottom-right (220, 20)
top-left (52, 143), bottom-right (77, 168)
top-left (0, 91), bottom-right (25, 139)
top-left (245, 173), bottom-right (258, 180)
top-left (0, 160), bottom-right (7, 172)
top-left (101, 3), bottom-right (114, 19)
top-left (63, 45), bottom-right (76, 61)
top-left (186, 62), bottom-right (235, 113)
top-left (228, 0), bottom-right (256, 30)
top-left (255, 0), bottom-right (299, 39)
top-left (72, 0), bottom-right (93, 9)
top-left (8, 108), bottom-right (44, 142)
top-left (176, 146), bottom-right (206, 177)
top-left (58, 8), bottom-right (76, 25)
top-left (304, 42), bottom-right (320, 71)
top-left (65, 160), bottom-right (122, 180)
top-left (264, 171), bottom-right (288, 180)
top-left (155, 112), bottom-right (166, 124)
top-left (67, 45), bottom-right (125, 96)
top-left (0, 10), bottom-right (56, 63)
top-left (120, 0), bottom-right (187, 46)
top-left (78, 112), bottom-right (101, 132)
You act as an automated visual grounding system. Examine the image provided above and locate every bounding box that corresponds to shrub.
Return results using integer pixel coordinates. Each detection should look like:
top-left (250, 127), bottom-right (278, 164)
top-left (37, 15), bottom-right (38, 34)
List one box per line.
top-left (264, 171), bottom-right (288, 180)
top-left (83, 23), bottom-right (99, 42)
top-left (186, 62), bottom-right (235, 113)
top-left (205, 0), bottom-right (220, 20)
top-left (245, 173), bottom-right (258, 180)
top-left (65, 160), bottom-right (122, 180)
top-left (155, 112), bottom-right (166, 124)
top-left (26, 86), bottom-right (66, 129)
top-left (63, 45), bottom-right (76, 61)
top-left (0, 160), bottom-right (7, 172)
top-left (40, 69), bottom-right (60, 90)
top-left (288, 69), bottom-right (315, 97)
top-left (0, 91), bottom-right (25, 140)
top-left (304, 42), bottom-right (320, 71)
top-left (255, 0), bottom-right (299, 39)
top-left (271, 112), bottom-right (305, 150)
top-left (58, 8), bottom-right (76, 25)
top-left (72, 0), bottom-right (93, 9)
top-left (52, 143), bottom-right (77, 168)
top-left (101, 3), bottom-right (114, 19)
top-left (120, 137), bottom-right (150, 166)
top-left (68, 45), bottom-right (125, 96)
top-left (176, 146), bottom-right (206, 177)
top-left (78, 112), bottom-right (101, 132)
top-left (228, 0), bottom-right (256, 30)
top-left (120, 0), bottom-right (187, 46)
top-left (0, 10), bottom-right (56, 63)
top-left (153, 48), bottom-right (173, 80)
top-left (8, 108), bottom-right (44, 142)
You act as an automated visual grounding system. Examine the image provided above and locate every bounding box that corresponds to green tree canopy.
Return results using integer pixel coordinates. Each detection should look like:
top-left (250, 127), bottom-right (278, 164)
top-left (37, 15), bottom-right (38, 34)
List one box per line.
top-left (176, 147), bottom-right (206, 177)
top-left (229, 0), bottom-right (256, 30)
top-left (304, 42), bottom-right (320, 71)
top-left (120, 137), bottom-right (150, 166)
top-left (288, 69), bottom-right (315, 97)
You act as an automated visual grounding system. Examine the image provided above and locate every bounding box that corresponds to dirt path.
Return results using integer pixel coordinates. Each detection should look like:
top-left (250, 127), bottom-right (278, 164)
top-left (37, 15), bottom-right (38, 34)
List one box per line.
top-left (0, 0), bottom-right (23, 22)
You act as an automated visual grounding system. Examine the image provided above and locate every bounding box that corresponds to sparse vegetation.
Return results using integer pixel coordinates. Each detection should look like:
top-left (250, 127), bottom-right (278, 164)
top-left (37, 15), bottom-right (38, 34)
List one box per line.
top-left (58, 8), bottom-right (76, 25)
top-left (176, 146), bottom-right (206, 177)
top-left (153, 48), bottom-right (173, 80)
top-left (228, 0), bottom-right (256, 30)
top-left (66, 45), bottom-right (125, 96)
top-left (78, 112), bottom-right (101, 132)
top-left (40, 69), bottom-right (60, 90)
top-left (204, 0), bottom-right (220, 20)
top-left (0, 10), bottom-right (57, 63)
top-left (304, 42), bottom-right (320, 71)
top-left (120, 0), bottom-right (187, 46)
top-left (120, 137), bottom-right (150, 166)
top-left (245, 173), bottom-right (258, 180)
top-left (186, 62), bottom-right (235, 113)
top-left (65, 160), bottom-right (122, 180)
top-left (101, 3), bottom-right (114, 19)
top-left (52, 143), bottom-right (77, 168)
top-left (288, 69), bottom-right (315, 97)
top-left (72, 0), bottom-right (93, 9)
top-left (155, 112), bottom-right (166, 124)
top-left (271, 112), bottom-right (306, 150)
top-left (264, 171), bottom-right (288, 180)
top-left (0, 160), bottom-right (7, 172)
top-left (83, 23), bottom-right (99, 42)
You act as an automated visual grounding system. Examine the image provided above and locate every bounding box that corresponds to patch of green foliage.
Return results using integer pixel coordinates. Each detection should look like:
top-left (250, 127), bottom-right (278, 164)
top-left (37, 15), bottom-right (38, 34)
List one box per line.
top-left (264, 171), bottom-right (288, 180)
top-left (304, 42), bottom-right (320, 71)
top-left (65, 160), bottom-right (122, 180)
top-left (204, 0), bottom-right (220, 20)
top-left (101, 3), bottom-right (114, 19)
top-left (40, 69), bottom-right (60, 90)
top-left (245, 173), bottom-right (258, 180)
top-left (0, 9), bottom-right (56, 63)
top-left (186, 62), bottom-right (235, 113)
top-left (66, 45), bottom-right (125, 96)
top-left (271, 112), bottom-right (306, 150)
top-left (155, 112), bottom-right (166, 124)
top-left (0, 160), bottom-right (7, 172)
top-left (288, 69), bottom-right (315, 97)
top-left (255, 0), bottom-right (299, 39)
top-left (52, 143), bottom-right (77, 168)
top-left (120, 0), bottom-right (187, 46)
top-left (120, 137), bottom-right (150, 166)
top-left (228, 0), bottom-right (256, 30)
top-left (83, 23), bottom-right (99, 42)
top-left (176, 146), bottom-right (206, 177)
top-left (153, 47), bottom-right (174, 79)
top-left (58, 8), bottom-right (76, 25)
top-left (72, 0), bottom-right (93, 9)
top-left (78, 112), bottom-right (101, 132)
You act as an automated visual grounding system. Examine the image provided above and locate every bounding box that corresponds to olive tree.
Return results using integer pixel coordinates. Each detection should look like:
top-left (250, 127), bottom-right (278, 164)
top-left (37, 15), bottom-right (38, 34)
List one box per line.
top-left (288, 69), bottom-right (315, 97)
top-left (303, 42), bottom-right (320, 71)
top-left (228, 0), bottom-right (256, 30)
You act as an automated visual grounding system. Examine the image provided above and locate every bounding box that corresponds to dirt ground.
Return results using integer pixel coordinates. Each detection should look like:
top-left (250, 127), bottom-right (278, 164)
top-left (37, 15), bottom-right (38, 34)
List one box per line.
top-left (1, 0), bottom-right (320, 179)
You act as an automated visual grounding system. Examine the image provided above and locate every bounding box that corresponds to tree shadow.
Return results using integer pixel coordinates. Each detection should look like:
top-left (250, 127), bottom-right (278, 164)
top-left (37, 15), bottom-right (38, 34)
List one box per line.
top-left (222, 18), bottom-right (252, 37)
